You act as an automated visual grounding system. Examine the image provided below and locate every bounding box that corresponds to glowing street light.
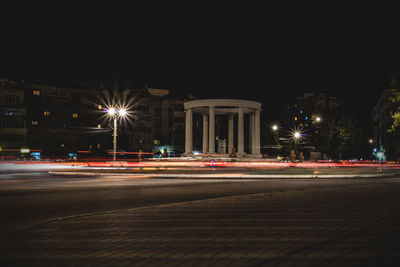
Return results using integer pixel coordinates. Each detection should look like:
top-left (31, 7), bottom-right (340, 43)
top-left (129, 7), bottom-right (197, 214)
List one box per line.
top-left (289, 128), bottom-right (303, 160)
top-left (272, 124), bottom-right (278, 131)
top-left (315, 116), bottom-right (321, 122)
top-left (106, 107), bottom-right (128, 161)
top-left (119, 108), bottom-right (127, 117)
top-left (108, 108), bottom-right (116, 116)
top-left (290, 127), bottom-right (304, 143)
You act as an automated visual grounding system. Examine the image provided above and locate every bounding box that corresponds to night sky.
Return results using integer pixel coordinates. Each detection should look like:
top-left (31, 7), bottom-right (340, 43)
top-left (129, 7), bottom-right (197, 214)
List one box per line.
top-left (2, 3), bottom-right (400, 120)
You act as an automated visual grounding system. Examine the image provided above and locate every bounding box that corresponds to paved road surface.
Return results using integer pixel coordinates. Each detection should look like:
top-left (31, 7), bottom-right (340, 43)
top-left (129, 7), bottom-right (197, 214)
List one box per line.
top-left (1, 172), bottom-right (400, 266)
top-left (0, 172), bottom-right (396, 235)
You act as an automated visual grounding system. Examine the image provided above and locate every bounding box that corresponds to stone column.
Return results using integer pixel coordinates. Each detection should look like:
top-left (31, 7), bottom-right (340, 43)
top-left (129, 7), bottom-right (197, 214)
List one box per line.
top-left (228, 114), bottom-right (234, 154)
top-left (208, 106), bottom-right (215, 153)
top-left (254, 109), bottom-right (261, 155)
top-left (185, 108), bottom-right (193, 155)
top-left (238, 107), bottom-right (244, 155)
top-left (202, 114), bottom-right (208, 153)
top-left (249, 113), bottom-right (254, 154)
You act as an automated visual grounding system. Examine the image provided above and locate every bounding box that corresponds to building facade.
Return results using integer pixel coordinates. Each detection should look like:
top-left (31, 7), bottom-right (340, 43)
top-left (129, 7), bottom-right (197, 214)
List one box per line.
top-left (284, 92), bottom-right (342, 128)
top-left (128, 88), bottom-right (185, 156)
top-left (0, 78), bottom-right (28, 151)
top-left (277, 92), bottom-right (344, 160)
top-left (21, 81), bottom-right (102, 156)
top-left (0, 79), bottom-right (186, 159)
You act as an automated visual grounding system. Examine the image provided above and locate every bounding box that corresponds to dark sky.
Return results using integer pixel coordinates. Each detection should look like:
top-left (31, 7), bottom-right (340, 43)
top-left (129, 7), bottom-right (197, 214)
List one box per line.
top-left (2, 3), bottom-right (400, 120)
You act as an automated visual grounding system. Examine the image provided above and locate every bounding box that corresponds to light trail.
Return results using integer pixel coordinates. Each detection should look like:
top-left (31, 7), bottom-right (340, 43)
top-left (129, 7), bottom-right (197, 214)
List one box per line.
top-left (1, 159), bottom-right (399, 173)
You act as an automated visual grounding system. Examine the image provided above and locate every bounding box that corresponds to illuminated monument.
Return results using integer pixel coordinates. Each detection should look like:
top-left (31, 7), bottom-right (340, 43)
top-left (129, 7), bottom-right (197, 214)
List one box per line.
top-left (183, 99), bottom-right (262, 158)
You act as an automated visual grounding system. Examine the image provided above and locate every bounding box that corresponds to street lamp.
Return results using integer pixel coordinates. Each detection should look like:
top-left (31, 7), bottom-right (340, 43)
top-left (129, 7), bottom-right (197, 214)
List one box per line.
top-left (290, 128), bottom-right (303, 144)
top-left (107, 107), bottom-right (127, 161)
top-left (272, 124), bottom-right (278, 131)
top-left (289, 128), bottom-right (303, 162)
top-left (119, 108), bottom-right (127, 117)
top-left (108, 108), bottom-right (116, 116)
top-left (315, 116), bottom-right (321, 123)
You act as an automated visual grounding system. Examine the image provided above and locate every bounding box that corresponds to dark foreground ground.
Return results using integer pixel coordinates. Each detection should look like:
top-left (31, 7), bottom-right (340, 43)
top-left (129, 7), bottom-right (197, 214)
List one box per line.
top-left (2, 177), bottom-right (400, 266)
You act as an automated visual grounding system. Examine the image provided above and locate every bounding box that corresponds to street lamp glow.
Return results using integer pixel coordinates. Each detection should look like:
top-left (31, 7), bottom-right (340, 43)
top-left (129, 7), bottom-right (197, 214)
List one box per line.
top-left (108, 108), bottom-right (116, 115)
top-left (119, 108), bottom-right (127, 117)
top-left (106, 107), bottom-right (118, 161)
top-left (315, 116), bottom-right (321, 122)
top-left (369, 139), bottom-right (373, 144)
top-left (272, 125), bottom-right (278, 131)
top-left (105, 106), bottom-right (130, 161)
top-left (294, 131), bottom-right (301, 139)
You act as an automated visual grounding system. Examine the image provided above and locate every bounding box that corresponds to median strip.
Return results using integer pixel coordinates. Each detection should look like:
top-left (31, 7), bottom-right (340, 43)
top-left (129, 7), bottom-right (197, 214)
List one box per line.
top-left (49, 170), bottom-right (397, 179)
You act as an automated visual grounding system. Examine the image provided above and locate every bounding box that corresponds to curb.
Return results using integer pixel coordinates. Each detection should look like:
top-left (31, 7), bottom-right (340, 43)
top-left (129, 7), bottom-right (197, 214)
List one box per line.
top-left (49, 171), bottom-right (397, 179)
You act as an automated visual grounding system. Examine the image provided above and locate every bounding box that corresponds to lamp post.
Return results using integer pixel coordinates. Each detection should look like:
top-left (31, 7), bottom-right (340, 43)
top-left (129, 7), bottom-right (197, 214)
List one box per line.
top-left (107, 107), bottom-right (127, 161)
top-left (290, 130), bottom-right (303, 161)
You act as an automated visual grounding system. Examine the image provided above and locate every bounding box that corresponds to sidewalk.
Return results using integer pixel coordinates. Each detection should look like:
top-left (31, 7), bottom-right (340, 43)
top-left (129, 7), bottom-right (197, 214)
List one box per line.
top-left (2, 182), bottom-right (400, 266)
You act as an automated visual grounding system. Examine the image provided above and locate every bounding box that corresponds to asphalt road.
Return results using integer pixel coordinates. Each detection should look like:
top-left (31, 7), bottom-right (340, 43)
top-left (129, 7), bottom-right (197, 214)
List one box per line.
top-left (2, 171), bottom-right (400, 266)
top-left (1, 170), bottom-right (400, 237)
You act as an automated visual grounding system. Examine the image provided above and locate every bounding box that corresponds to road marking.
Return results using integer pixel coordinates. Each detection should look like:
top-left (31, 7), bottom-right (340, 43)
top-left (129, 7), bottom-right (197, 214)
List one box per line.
top-left (49, 171), bottom-right (397, 179)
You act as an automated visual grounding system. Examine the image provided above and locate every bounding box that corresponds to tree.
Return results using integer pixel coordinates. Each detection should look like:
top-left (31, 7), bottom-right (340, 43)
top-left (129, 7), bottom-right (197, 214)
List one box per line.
top-left (262, 122), bottom-right (282, 157)
top-left (327, 116), bottom-right (369, 160)
top-left (388, 70), bottom-right (400, 133)
top-left (308, 114), bottom-right (330, 156)
top-left (388, 90), bottom-right (400, 133)
top-left (307, 113), bottom-right (366, 161)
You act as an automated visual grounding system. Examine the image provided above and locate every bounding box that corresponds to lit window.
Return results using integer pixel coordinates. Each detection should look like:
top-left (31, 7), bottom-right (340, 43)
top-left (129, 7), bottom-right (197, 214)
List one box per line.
top-left (72, 113), bottom-right (78, 118)
top-left (44, 111), bottom-right (51, 116)
top-left (97, 124), bottom-right (101, 128)
top-left (32, 120), bottom-right (38, 125)
top-left (33, 90), bottom-right (40, 96)
top-left (299, 110), bottom-right (303, 114)
top-left (154, 139), bottom-right (160, 145)
top-left (305, 116), bottom-right (308, 120)
top-left (98, 105), bottom-right (102, 110)
top-left (294, 117), bottom-right (297, 121)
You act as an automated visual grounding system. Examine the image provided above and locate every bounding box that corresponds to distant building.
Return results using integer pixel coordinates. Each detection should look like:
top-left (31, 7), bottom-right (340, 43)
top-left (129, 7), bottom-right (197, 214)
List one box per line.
top-left (284, 92), bottom-right (342, 127)
top-left (21, 80), bottom-right (102, 156)
top-left (279, 92), bottom-right (343, 160)
top-left (128, 88), bottom-right (185, 156)
top-left (372, 89), bottom-right (400, 160)
top-left (0, 78), bottom-right (28, 150)
top-left (0, 79), bottom-right (186, 159)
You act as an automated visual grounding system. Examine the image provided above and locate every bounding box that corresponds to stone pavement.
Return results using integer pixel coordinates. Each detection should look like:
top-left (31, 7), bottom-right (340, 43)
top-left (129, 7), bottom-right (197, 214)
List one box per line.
top-left (2, 182), bottom-right (400, 266)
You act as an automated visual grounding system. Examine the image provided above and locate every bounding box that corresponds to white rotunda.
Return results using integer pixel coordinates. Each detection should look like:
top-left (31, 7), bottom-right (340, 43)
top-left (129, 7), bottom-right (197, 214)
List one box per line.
top-left (183, 99), bottom-right (262, 158)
